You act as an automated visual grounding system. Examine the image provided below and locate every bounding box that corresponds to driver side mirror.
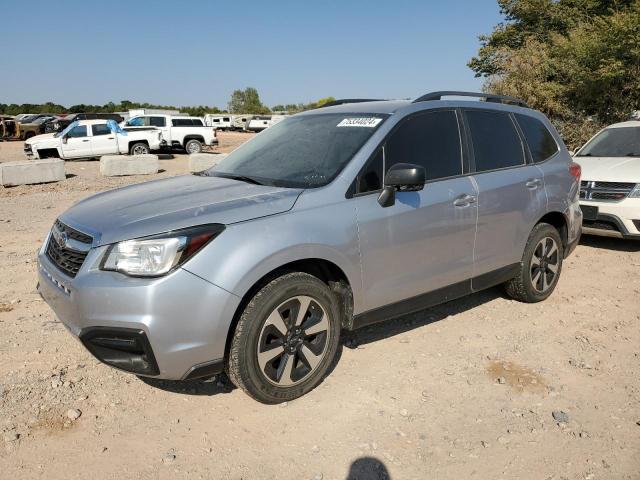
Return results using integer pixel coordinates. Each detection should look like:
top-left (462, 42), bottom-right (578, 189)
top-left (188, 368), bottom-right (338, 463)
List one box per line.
top-left (377, 163), bottom-right (426, 207)
top-left (62, 135), bottom-right (68, 144)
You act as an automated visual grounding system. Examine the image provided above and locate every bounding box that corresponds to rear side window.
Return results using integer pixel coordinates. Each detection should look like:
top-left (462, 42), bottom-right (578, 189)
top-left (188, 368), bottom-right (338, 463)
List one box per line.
top-left (515, 114), bottom-right (558, 162)
top-left (385, 110), bottom-right (462, 181)
top-left (149, 116), bottom-right (166, 127)
top-left (172, 118), bottom-right (192, 126)
top-left (465, 110), bottom-right (525, 172)
top-left (192, 119), bottom-right (203, 126)
top-left (91, 124), bottom-right (111, 136)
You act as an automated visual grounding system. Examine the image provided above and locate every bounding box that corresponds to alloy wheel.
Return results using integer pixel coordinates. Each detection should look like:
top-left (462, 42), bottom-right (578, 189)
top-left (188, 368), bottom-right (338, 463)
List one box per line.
top-left (256, 295), bottom-right (330, 387)
top-left (530, 236), bottom-right (559, 292)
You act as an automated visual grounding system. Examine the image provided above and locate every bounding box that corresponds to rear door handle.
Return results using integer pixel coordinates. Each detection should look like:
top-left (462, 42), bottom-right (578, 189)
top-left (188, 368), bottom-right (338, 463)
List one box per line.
top-left (82, 139), bottom-right (90, 142)
top-left (526, 178), bottom-right (542, 189)
top-left (453, 194), bottom-right (477, 207)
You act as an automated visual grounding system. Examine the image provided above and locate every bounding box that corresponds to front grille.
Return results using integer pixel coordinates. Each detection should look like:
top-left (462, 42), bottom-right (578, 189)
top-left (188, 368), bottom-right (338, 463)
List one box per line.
top-left (583, 219), bottom-right (619, 232)
top-left (580, 180), bottom-right (636, 202)
top-left (54, 219), bottom-right (93, 243)
top-left (45, 220), bottom-right (93, 278)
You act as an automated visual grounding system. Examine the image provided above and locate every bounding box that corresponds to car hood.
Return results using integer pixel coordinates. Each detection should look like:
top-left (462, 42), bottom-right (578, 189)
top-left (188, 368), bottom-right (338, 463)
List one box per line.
top-left (575, 156), bottom-right (640, 183)
top-left (26, 132), bottom-right (57, 145)
top-left (59, 174), bottom-right (303, 246)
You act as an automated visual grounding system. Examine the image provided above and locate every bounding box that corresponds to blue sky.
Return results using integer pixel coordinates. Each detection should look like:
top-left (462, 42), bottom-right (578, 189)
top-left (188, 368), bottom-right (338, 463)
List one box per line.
top-left (0, 0), bottom-right (502, 109)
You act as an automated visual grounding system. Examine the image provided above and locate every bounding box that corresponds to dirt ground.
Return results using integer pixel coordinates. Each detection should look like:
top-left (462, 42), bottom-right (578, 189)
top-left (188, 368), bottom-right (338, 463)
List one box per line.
top-left (0, 135), bottom-right (639, 480)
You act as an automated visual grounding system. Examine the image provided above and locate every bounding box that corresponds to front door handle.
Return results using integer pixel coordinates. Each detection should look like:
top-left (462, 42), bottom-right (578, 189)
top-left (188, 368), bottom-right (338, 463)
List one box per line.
top-left (453, 194), bottom-right (477, 207)
top-left (525, 178), bottom-right (542, 189)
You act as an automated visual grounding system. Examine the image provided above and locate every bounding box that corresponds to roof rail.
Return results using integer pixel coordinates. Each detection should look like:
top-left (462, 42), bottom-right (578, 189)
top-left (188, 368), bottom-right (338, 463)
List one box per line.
top-left (319, 99), bottom-right (384, 108)
top-left (412, 91), bottom-right (529, 108)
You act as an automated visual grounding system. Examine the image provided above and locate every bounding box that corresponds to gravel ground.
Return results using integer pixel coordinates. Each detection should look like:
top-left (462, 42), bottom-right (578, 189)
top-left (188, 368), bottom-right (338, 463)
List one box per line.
top-left (0, 136), bottom-right (639, 479)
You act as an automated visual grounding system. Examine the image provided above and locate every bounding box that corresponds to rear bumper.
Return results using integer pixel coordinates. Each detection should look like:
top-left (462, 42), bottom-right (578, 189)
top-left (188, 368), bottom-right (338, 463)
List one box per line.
top-left (37, 239), bottom-right (241, 380)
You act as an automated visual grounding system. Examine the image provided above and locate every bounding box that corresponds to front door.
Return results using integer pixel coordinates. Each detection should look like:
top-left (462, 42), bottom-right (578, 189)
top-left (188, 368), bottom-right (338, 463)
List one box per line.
top-left (61, 124), bottom-right (92, 158)
top-left (353, 109), bottom-right (478, 313)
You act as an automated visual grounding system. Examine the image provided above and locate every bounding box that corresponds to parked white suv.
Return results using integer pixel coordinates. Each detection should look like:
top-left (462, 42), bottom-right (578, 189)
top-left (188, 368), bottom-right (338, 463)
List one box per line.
top-left (24, 119), bottom-right (164, 160)
top-left (124, 114), bottom-right (217, 153)
top-left (574, 120), bottom-right (640, 239)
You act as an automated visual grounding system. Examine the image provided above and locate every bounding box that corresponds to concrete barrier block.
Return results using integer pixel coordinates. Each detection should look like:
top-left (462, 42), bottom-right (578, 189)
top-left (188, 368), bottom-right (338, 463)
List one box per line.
top-left (100, 155), bottom-right (159, 177)
top-left (0, 159), bottom-right (65, 187)
top-left (189, 153), bottom-right (227, 173)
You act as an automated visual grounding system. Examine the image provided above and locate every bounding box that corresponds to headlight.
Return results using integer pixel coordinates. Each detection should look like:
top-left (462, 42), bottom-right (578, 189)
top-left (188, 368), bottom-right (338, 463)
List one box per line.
top-left (100, 224), bottom-right (224, 277)
top-left (629, 184), bottom-right (640, 198)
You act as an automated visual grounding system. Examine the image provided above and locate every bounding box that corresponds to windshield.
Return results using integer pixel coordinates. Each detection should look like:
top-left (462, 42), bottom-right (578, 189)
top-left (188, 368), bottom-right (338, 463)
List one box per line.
top-left (578, 126), bottom-right (640, 157)
top-left (207, 113), bottom-right (387, 188)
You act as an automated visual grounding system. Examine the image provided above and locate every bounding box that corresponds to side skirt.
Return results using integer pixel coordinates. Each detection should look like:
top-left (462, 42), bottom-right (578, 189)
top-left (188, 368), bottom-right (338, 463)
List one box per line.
top-left (350, 263), bottom-right (520, 331)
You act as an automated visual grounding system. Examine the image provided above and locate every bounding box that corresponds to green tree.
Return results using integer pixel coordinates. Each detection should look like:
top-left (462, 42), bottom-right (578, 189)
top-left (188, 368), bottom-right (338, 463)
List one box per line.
top-left (228, 87), bottom-right (270, 114)
top-left (470, 0), bottom-right (640, 148)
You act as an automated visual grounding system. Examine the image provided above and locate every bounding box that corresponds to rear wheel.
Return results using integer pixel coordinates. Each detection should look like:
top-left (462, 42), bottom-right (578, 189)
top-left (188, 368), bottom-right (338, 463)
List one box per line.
top-left (505, 222), bottom-right (564, 303)
top-left (227, 272), bottom-right (341, 403)
top-left (185, 139), bottom-right (203, 154)
top-left (130, 142), bottom-right (150, 155)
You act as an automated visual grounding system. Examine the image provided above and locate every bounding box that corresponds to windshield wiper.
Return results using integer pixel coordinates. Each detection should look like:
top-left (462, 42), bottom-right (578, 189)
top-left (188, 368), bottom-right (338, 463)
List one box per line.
top-left (209, 172), bottom-right (265, 185)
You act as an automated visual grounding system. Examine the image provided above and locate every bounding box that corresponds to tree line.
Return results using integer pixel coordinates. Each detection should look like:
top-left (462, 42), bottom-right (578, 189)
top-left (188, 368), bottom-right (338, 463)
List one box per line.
top-left (470, 0), bottom-right (639, 149)
top-left (0, 89), bottom-right (335, 118)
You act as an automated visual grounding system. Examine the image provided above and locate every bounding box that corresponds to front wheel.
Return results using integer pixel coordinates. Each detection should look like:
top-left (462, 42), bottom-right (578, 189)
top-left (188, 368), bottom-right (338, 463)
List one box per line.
top-left (185, 139), bottom-right (203, 154)
top-left (227, 272), bottom-right (342, 403)
top-left (130, 142), bottom-right (150, 155)
top-left (505, 222), bottom-right (564, 303)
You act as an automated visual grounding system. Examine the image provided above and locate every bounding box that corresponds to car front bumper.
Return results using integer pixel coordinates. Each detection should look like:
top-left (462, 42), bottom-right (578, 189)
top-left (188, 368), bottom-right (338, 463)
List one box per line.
top-left (36, 236), bottom-right (241, 380)
top-left (579, 198), bottom-right (640, 239)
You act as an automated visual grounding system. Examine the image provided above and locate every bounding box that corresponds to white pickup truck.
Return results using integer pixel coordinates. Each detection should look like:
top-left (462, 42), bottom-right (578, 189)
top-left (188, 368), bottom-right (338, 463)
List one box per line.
top-left (24, 119), bottom-right (164, 160)
top-left (123, 114), bottom-right (218, 154)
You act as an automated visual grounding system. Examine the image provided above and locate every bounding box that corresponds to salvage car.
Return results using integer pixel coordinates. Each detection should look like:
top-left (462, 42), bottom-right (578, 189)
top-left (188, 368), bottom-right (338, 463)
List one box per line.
top-left (124, 114), bottom-right (217, 153)
top-left (24, 119), bottom-right (163, 159)
top-left (46, 113), bottom-right (124, 134)
top-left (575, 119), bottom-right (640, 239)
top-left (0, 115), bottom-right (21, 140)
top-left (37, 92), bottom-right (581, 403)
top-left (20, 115), bottom-right (56, 139)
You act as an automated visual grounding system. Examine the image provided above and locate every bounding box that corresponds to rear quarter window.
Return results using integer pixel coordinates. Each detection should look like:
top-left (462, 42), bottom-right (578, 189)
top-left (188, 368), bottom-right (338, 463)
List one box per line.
top-left (515, 114), bottom-right (558, 162)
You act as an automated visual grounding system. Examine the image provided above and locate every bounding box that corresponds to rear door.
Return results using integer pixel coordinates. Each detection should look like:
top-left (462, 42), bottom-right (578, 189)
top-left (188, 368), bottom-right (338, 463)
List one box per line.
top-left (354, 109), bottom-right (478, 312)
top-left (463, 109), bottom-right (547, 284)
top-left (90, 123), bottom-right (118, 155)
top-left (148, 116), bottom-right (170, 143)
top-left (61, 124), bottom-right (92, 158)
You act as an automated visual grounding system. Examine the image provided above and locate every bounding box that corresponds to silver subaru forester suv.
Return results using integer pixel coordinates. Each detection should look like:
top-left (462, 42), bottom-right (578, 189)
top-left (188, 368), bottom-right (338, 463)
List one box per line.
top-left (37, 92), bottom-right (582, 403)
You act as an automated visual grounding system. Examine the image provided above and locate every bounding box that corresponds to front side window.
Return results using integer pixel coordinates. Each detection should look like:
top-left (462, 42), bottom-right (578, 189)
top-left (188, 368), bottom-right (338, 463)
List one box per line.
top-left (127, 117), bottom-right (145, 127)
top-left (465, 110), bottom-right (525, 172)
top-left (385, 110), bottom-right (463, 180)
top-left (209, 113), bottom-right (388, 188)
top-left (515, 114), bottom-right (558, 162)
top-left (577, 126), bottom-right (640, 157)
top-left (66, 125), bottom-right (87, 138)
top-left (357, 148), bottom-right (384, 193)
top-left (91, 124), bottom-right (111, 136)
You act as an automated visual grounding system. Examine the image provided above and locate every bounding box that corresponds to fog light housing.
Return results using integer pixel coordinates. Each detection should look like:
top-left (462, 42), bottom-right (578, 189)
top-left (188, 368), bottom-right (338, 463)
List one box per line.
top-left (80, 327), bottom-right (159, 375)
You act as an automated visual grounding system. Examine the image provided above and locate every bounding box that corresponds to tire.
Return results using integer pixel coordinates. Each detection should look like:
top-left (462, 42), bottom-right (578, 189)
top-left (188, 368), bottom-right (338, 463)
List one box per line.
top-left (130, 142), bottom-right (150, 155)
top-left (185, 139), bottom-right (202, 154)
top-left (227, 272), bottom-right (342, 404)
top-left (505, 222), bottom-right (564, 303)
